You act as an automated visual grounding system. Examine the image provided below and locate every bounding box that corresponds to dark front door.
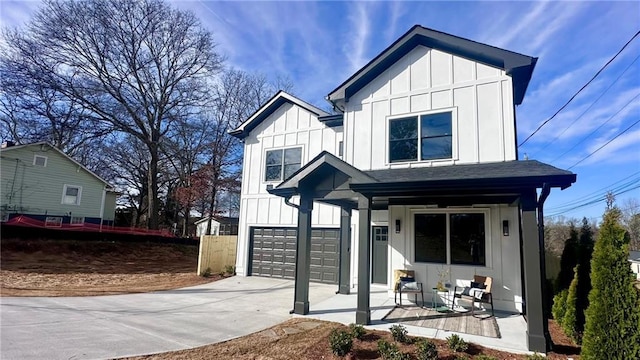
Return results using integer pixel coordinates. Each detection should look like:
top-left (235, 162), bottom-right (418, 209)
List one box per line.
top-left (372, 226), bottom-right (388, 284)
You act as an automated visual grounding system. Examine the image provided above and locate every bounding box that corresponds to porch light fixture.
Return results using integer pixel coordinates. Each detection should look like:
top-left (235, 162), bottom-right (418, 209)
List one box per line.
top-left (502, 220), bottom-right (509, 236)
top-left (395, 219), bottom-right (401, 233)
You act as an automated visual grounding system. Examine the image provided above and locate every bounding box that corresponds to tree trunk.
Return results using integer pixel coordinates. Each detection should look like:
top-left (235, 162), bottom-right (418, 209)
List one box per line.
top-left (206, 185), bottom-right (217, 235)
top-left (147, 141), bottom-right (160, 230)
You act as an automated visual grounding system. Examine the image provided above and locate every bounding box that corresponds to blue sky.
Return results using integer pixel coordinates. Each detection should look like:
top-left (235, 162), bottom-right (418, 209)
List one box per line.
top-left (1, 1), bottom-right (639, 222)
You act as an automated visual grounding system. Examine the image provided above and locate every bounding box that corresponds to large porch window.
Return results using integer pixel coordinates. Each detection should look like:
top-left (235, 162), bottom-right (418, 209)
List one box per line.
top-left (414, 212), bottom-right (486, 266)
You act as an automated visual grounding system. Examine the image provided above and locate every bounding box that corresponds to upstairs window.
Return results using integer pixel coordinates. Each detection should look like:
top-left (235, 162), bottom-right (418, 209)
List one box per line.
top-left (62, 185), bottom-right (82, 205)
top-left (389, 111), bottom-right (452, 163)
top-left (265, 147), bottom-right (302, 181)
top-left (33, 155), bottom-right (47, 167)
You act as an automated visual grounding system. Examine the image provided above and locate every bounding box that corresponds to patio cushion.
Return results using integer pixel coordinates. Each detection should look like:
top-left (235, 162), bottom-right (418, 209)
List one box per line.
top-left (401, 281), bottom-right (420, 290)
top-left (471, 281), bottom-right (487, 289)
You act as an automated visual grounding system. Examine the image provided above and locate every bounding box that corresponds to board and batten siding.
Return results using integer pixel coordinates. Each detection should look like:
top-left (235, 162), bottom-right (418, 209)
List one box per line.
top-left (235, 102), bottom-right (344, 277)
top-left (0, 144), bottom-right (109, 219)
top-left (343, 45), bottom-right (517, 171)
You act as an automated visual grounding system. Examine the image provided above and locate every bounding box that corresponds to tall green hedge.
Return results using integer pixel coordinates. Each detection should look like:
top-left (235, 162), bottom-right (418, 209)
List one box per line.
top-left (555, 224), bottom-right (579, 292)
top-left (562, 265), bottom-right (579, 342)
top-left (581, 208), bottom-right (640, 360)
top-left (551, 289), bottom-right (568, 325)
top-left (575, 218), bottom-right (594, 333)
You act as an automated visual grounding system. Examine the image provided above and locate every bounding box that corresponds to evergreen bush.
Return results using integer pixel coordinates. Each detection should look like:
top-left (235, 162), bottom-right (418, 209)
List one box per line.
top-left (415, 338), bottom-right (438, 360)
top-left (551, 289), bottom-right (568, 325)
top-left (555, 223), bottom-right (579, 291)
top-left (562, 265), bottom-right (579, 342)
top-left (328, 328), bottom-right (353, 357)
top-left (575, 217), bottom-right (594, 333)
top-left (581, 207), bottom-right (640, 360)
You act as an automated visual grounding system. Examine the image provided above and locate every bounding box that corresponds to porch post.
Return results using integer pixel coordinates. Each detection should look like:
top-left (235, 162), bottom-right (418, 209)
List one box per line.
top-left (293, 194), bottom-right (313, 315)
top-left (520, 189), bottom-right (549, 353)
top-left (338, 206), bottom-right (352, 295)
top-left (356, 196), bottom-right (371, 324)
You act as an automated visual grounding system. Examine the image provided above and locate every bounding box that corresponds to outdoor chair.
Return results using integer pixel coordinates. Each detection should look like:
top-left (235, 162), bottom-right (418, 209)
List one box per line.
top-left (454, 275), bottom-right (494, 317)
top-left (393, 269), bottom-right (424, 307)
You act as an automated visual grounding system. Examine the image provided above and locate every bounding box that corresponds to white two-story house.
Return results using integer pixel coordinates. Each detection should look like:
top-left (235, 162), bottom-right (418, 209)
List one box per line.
top-left (230, 25), bottom-right (576, 353)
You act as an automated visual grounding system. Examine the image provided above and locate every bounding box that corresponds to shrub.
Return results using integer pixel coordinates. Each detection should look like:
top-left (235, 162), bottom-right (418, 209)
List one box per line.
top-left (224, 265), bottom-right (236, 275)
top-left (200, 267), bottom-right (212, 277)
top-left (377, 339), bottom-right (408, 360)
top-left (582, 207), bottom-right (640, 360)
top-left (555, 224), bottom-right (579, 291)
top-left (349, 323), bottom-right (366, 339)
top-left (389, 324), bottom-right (410, 343)
top-left (415, 338), bottom-right (438, 360)
top-left (474, 355), bottom-right (498, 360)
top-left (446, 334), bottom-right (468, 352)
top-left (551, 289), bottom-right (568, 325)
top-left (562, 265), bottom-right (579, 342)
top-left (328, 328), bottom-right (353, 357)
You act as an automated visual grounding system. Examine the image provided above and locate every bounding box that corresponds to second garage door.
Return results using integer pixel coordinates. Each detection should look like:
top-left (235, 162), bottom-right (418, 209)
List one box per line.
top-left (250, 227), bottom-right (340, 284)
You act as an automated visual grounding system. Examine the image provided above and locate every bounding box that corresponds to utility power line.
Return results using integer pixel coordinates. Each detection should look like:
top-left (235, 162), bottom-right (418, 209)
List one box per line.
top-left (550, 92), bottom-right (640, 163)
top-left (535, 55), bottom-right (640, 154)
top-left (568, 118), bottom-right (640, 169)
top-left (519, 30), bottom-right (640, 147)
top-left (546, 171), bottom-right (640, 211)
top-left (547, 184), bottom-right (640, 217)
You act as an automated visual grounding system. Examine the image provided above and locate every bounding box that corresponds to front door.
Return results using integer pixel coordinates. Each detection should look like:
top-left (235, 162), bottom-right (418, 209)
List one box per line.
top-left (372, 226), bottom-right (388, 284)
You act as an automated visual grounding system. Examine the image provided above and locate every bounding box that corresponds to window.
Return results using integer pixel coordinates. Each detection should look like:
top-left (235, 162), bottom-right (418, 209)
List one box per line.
top-left (33, 155), bottom-right (47, 167)
top-left (338, 141), bottom-right (344, 157)
top-left (389, 111), bottom-right (452, 162)
top-left (45, 217), bottom-right (63, 227)
top-left (414, 212), bottom-right (486, 266)
top-left (70, 216), bottom-right (84, 225)
top-left (265, 147), bottom-right (302, 181)
top-left (62, 185), bottom-right (82, 205)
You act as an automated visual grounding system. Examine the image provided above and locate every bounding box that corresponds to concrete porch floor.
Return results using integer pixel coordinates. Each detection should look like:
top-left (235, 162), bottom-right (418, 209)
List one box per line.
top-left (298, 286), bottom-right (532, 355)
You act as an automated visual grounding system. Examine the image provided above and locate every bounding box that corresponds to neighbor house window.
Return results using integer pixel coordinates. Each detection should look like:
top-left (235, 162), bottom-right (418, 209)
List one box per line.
top-left (389, 111), bottom-right (452, 162)
top-left (415, 212), bottom-right (486, 266)
top-left (265, 147), bottom-right (302, 181)
top-left (70, 216), bottom-right (84, 225)
top-left (33, 155), bottom-right (47, 167)
top-left (62, 185), bottom-right (82, 205)
top-left (45, 216), bottom-right (63, 227)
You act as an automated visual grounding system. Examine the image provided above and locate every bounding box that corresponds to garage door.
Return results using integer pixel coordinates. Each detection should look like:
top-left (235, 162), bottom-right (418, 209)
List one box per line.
top-left (250, 227), bottom-right (339, 284)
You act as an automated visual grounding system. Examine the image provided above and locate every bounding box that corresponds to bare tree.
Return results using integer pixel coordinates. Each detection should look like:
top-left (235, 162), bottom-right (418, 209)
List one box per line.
top-left (2, 0), bottom-right (223, 229)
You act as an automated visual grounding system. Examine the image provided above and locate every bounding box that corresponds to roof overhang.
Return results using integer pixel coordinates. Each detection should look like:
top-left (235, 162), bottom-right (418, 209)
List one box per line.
top-left (327, 25), bottom-right (537, 109)
top-left (229, 90), bottom-right (331, 140)
top-left (268, 156), bottom-right (576, 209)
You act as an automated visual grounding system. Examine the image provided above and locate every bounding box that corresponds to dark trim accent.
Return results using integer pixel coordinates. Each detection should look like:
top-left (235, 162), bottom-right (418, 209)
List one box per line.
top-left (356, 196), bottom-right (371, 324)
top-left (328, 25), bottom-right (537, 107)
top-left (230, 91), bottom-right (329, 139)
top-left (318, 114), bottom-right (344, 127)
top-left (338, 206), bottom-right (352, 295)
top-left (293, 195), bottom-right (313, 315)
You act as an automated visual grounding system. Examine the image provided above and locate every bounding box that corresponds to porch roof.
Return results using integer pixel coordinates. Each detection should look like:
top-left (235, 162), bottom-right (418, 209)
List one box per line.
top-left (268, 151), bottom-right (576, 206)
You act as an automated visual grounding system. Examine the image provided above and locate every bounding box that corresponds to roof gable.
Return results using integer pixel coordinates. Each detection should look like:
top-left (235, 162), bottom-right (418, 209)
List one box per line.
top-left (229, 90), bottom-right (331, 139)
top-left (327, 25), bottom-right (537, 108)
top-left (1, 142), bottom-right (114, 188)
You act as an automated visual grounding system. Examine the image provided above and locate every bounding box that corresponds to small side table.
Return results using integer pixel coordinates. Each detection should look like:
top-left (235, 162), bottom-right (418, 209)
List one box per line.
top-left (431, 288), bottom-right (452, 312)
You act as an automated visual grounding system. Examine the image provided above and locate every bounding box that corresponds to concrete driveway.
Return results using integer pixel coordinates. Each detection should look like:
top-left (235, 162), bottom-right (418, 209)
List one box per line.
top-left (0, 276), bottom-right (337, 360)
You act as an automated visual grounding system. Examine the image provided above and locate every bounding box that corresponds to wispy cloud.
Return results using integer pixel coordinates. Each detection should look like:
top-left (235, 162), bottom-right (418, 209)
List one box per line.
top-left (343, 2), bottom-right (371, 73)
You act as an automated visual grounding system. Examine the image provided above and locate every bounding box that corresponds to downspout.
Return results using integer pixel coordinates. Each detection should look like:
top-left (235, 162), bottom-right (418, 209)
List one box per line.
top-left (537, 183), bottom-right (552, 348)
top-left (282, 194), bottom-right (300, 314)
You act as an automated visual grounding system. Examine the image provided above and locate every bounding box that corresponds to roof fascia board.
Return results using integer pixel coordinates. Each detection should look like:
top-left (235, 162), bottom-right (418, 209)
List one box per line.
top-left (230, 91), bottom-right (331, 139)
top-left (327, 25), bottom-right (536, 106)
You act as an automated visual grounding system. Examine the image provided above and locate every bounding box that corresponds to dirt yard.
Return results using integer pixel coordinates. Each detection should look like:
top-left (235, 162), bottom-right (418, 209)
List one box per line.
top-left (0, 238), bottom-right (222, 297)
top-left (128, 318), bottom-right (580, 360)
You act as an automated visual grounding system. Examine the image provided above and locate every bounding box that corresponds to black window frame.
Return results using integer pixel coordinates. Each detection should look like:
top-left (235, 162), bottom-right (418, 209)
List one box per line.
top-left (388, 111), bottom-right (453, 163)
top-left (414, 211), bottom-right (487, 267)
top-left (264, 147), bottom-right (302, 182)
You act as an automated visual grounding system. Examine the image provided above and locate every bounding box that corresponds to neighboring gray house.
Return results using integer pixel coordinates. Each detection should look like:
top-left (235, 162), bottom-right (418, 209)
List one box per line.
top-left (0, 142), bottom-right (116, 226)
top-left (230, 25), bottom-right (576, 352)
top-left (195, 216), bottom-right (239, 237)
top-left (630, 250), bottom-right (640, 281)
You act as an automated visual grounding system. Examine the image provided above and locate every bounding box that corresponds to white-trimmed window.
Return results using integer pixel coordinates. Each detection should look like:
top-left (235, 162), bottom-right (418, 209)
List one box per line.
top-left (62, 185), bottom-right (82, 205)
top-left (33, 155), bottom-right (48, 167)
top-left (414, 210), bottom-right (488, 266)
top-left (389, 111), bottom-right (453, 163)
top-left (264, 147), bottom-right (302, 182)
top-left (45, 216), bottom-right (63, 227)
top-left (70, 216), bottom-right (84, 225)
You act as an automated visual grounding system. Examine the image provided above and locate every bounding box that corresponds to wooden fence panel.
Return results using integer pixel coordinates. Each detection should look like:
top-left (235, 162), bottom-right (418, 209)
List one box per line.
top-left (197, 235), bottom-right (237, 275)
